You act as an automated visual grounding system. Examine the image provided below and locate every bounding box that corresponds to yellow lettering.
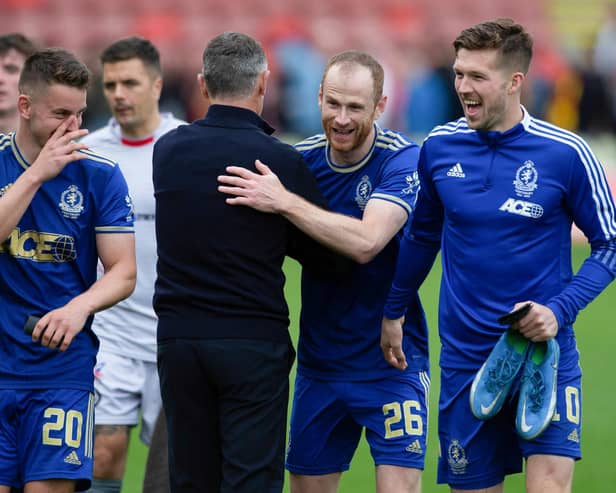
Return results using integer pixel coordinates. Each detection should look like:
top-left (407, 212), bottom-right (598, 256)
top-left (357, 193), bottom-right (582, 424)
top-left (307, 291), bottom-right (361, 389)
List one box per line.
top-left (36, 233), bottom-right (57, 261)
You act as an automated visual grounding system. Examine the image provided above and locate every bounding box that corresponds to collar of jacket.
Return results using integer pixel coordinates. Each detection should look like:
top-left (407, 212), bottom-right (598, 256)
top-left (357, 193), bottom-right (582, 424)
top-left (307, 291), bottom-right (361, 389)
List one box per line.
top-left (199, 104), bottom-right (275, 135)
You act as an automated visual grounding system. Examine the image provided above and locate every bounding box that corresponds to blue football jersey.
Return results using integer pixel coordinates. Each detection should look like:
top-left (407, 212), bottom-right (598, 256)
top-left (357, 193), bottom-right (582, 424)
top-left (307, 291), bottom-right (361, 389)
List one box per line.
top-left (405, 107), bottom-right (616, 370)
top-left (296, 124), bottom-right (429, 380)
top-left (0, 133), bottom-right (134, 391)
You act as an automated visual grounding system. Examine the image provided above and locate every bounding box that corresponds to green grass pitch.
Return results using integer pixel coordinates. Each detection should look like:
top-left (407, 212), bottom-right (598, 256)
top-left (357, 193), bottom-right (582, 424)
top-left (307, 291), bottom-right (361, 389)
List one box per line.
top-left (122, 244), bottom-right (616, 492)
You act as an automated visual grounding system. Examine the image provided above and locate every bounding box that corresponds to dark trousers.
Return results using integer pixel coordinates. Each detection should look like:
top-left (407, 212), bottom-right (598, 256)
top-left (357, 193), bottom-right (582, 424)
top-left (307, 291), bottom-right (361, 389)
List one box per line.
top-left (158, 337), bottom-right (294, 493)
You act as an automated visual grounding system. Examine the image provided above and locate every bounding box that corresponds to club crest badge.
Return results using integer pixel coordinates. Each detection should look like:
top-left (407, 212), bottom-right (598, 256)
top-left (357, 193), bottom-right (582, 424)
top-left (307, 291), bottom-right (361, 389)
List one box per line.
top-left (513, 160), bottom-right (538, 198)
top-left (125, 194), bottom-right (134, 222)
top-left (355, 175), bottom-right (372, 210)
top-left (402, 171), bottom-right (420, 196)
top-left (447, 439), bottom-right (468, 475)
top-left (59, 185), bottom-right (84, 219)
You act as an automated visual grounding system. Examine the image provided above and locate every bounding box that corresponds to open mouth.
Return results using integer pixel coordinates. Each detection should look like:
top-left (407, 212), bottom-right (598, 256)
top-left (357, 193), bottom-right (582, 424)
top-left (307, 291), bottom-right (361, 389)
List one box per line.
top-left (463, 99), bottom-right (481, 117)
top-left (332, 127), bottom-right (354, 136)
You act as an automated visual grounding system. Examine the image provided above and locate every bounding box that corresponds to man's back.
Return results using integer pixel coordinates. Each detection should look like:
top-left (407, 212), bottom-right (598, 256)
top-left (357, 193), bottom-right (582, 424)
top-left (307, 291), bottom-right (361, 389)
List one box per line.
top-left (153, 104), bottom-right (326, 343)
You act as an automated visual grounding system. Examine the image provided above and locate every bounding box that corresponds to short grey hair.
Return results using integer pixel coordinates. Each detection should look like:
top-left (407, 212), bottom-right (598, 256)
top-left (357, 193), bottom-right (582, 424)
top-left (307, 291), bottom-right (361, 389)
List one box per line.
top-left (201, 32), bottom-right (267, 99)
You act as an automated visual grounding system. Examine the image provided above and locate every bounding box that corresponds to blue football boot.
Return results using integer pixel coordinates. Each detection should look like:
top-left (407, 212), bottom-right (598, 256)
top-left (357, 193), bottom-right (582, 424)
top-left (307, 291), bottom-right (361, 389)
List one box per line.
top-left (516, 338), bottom-right (560, 440)
top-left (470, 329), bottom-right (530, 420)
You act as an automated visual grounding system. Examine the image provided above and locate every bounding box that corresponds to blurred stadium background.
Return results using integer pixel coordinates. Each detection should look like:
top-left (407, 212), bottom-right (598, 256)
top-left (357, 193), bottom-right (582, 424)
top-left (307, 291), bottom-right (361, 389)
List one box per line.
top-left (2, 0), bottom-right (615, 491)
top-left (2, 0), bottom-right (615, 192)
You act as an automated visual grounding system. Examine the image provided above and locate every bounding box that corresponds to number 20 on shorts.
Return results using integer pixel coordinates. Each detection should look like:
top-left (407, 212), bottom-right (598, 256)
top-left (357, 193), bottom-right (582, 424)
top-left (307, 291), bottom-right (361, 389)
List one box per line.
top-left (42, 407), bottom-right (83, 447)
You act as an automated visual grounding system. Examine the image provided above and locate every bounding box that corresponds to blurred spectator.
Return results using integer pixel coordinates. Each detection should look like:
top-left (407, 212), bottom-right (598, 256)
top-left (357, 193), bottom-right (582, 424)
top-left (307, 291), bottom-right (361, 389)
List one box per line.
top-left (578, 46), bottom-right (615, 134)
top-left (593, 2), bottom-right (616, 132)
top-left (263, 16), bottom-right (325, 137)
top-left (546, 65), bottom-right (582, 131)
top-left (403, 38), bottom-right (460, 136)
top-left (0, 33), bottom-right (37, 133)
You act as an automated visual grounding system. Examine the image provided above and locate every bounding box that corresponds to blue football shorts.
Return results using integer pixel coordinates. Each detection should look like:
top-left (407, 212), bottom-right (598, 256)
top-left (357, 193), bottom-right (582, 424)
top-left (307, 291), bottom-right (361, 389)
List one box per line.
top-left (437, 343), bottom-right (582, 489)
top-left (286, 370), bottom-right (430, 475)
top-left (0, 388), bottom-right (95, 491)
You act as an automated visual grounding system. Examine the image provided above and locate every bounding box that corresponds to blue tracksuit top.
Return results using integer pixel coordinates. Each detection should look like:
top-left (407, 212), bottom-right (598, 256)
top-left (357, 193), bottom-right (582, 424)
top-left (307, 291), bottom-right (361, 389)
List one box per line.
top-left (385, 107), bottom-right (616, 370)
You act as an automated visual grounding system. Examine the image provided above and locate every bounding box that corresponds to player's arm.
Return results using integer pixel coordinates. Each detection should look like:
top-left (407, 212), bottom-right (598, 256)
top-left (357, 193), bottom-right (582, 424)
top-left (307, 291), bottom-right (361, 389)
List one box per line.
top-left (31, 232), bottom-right (136, 352)
top-left (523, 145), bottom-right (616, 341)
top-left (381, 145), bottom-right (443, 369)
top-left (0, 117), bottom-right (88, 240)
top-left (381, 231), bottom-right (440, 370)
top-left (218, 160), bottom-right (407, 263)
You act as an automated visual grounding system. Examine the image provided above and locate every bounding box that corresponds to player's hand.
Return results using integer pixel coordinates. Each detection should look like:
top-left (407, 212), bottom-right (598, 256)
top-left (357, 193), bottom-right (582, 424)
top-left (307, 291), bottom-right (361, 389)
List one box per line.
top-left (381, 316), bottom-right (408, 370)
top-left (28, 116), bottom-right (89, 183)
top-left (218, 159), bottom-right (292, 213)
top-left (512, 301), bottom-right (558, 342)
top-left (31, 301), bottom-right (90, 352)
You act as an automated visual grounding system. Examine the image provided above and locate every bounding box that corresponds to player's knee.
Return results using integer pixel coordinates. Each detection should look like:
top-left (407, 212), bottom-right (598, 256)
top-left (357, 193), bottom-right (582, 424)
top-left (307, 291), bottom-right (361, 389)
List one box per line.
top-left (375, 465), bottom-right (422, 493)
top-left (290, 473), bottom-right (340, 493)
top-left (92, 425), bottom-right (130, 478)
top-left (526, 455), bottom-right (574, 493)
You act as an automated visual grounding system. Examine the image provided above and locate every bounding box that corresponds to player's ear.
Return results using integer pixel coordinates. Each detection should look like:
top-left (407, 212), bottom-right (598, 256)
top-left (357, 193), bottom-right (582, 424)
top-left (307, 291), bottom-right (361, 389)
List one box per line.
top-left (197, 73), bottom-right (209, 101)
top-left (153, 76), bottom-right (163, 101)
top-left (257, 70), bottom-right (269, 97)
top-left (17, 94), bottom-right (32, 119)
top-left (374, 95), bottom-right (387, 121)
top-left (508, 72), bottom-right (525, 95)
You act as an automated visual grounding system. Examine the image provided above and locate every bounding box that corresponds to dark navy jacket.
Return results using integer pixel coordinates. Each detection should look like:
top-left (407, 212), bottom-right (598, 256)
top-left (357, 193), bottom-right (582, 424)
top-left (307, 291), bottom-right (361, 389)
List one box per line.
top-left (153, 104), bottom-right (348, 342)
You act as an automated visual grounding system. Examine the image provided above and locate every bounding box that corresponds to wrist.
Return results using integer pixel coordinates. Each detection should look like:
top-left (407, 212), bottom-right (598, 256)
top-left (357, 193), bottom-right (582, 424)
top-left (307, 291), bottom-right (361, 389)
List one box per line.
top-left (278, 189), bottom-right (300, 216)
top-left (22, 166), bottom-right (46, 187)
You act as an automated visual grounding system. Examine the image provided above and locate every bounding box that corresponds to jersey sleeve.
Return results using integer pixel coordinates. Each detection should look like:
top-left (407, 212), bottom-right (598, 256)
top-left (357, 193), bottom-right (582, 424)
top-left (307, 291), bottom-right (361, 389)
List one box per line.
top-left (369, 145), bottom-right (420, 216)
top-left (94, 163), bottom-right (135, 234)
top-left (383, 143), bottom-right (443, 319)
top-left (546, 144), bottom-right (616, 327)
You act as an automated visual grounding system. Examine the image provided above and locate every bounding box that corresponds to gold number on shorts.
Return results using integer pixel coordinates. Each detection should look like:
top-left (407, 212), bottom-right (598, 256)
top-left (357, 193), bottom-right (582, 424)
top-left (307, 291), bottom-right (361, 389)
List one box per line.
top-left (565, 386), bottom-right (580, 425)
top-left (42, 407), bottom-right (83, 447)
top-left (383, 400), bottom-right (423, 439)
top-left (65, 410), bottom-right (83, 447)
top-left (42, 408), bottom-right (64, 446)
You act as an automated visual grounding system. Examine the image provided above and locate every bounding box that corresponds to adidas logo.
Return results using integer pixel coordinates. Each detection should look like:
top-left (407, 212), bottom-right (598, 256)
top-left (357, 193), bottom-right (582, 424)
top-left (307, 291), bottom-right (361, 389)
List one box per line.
top-left (64, 450), bottom-right (81, 466)
top-left (405, 439), bottom-right (423, 454)
top-left (567, 429), bottom-right (580, 443)
top-left (447, 163), bottom-right (466, 178)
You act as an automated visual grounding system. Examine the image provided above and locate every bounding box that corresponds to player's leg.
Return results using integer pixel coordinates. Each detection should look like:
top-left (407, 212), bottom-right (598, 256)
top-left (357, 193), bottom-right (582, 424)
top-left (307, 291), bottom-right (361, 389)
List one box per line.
top-left (520, 340), bottom-right (581, 493)
top-left (24, 479), bottom-right (76, 493)
top-left (89, 425), bottom-right (129, 491)
top-left (142, 410), bottom-right (170, 493)
top-left (345, 371), bottom-right (428, 493)
top-left (89, 352), bottom-right (144, 493)
top-left (289, 473), bottom-right (340, 493)
top-left (375, 465), bottom-right (421, 493)
top-left (286, 375), bottom-right (362, 493)
top-left (525, 455), bottom-right (574, 493)
top-left (437, 368), bottom-right (522, 491)
top-left (20, 389), bottom-right (95, 493)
